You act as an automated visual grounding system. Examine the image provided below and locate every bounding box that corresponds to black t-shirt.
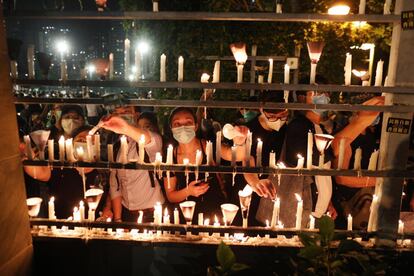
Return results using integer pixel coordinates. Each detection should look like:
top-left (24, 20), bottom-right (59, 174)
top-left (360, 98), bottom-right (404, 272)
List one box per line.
top-left (48, 168), bottom-right (99, 219)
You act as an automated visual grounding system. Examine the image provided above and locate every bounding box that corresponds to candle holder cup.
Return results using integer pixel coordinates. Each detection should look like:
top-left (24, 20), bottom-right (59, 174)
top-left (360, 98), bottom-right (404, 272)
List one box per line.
top-left (27, 197), bottom-right (43, 218)
top-left (179, 201), bottom-right (196, 225)
top-left (221, 203), bottom-right (239, 226)
top-left (30, 130), bottom-right (51, 160)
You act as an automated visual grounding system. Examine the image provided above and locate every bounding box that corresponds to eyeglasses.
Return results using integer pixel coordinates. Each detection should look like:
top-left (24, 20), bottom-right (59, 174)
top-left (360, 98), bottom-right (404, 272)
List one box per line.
top-left (263, 110), bottom-right (288, 122)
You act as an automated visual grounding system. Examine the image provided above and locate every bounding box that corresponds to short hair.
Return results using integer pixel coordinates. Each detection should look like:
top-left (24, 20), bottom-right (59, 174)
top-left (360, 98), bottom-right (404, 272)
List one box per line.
top-left (258, 91), bottom-right (286, 114)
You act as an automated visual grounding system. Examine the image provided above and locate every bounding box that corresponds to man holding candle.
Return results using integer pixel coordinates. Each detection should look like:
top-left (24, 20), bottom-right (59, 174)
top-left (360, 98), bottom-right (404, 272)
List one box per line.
top-left (101, 106), bottom-right (165, 223)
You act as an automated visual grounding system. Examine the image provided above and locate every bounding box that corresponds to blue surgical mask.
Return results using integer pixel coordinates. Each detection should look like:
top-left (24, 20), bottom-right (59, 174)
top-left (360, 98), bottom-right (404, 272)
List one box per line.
top-left (312, 94), bottom-right (330, 115)
top-left (172, 126), bottom-right (196, 144)
top-left (243, 111), bottom-right (259, 122)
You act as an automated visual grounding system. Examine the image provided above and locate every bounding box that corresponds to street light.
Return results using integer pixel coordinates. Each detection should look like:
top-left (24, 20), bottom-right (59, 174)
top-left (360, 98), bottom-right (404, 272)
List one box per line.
top-left (137, 41), bottom-right (150, 55)
top-left (87, 64), bottom-right (96, 80)
top-left (328, 4), bottom-right (350, 15)
top-left (135, 40), bottom-right (151, 80)
top-left (55, 40), bottom-right (70, 60)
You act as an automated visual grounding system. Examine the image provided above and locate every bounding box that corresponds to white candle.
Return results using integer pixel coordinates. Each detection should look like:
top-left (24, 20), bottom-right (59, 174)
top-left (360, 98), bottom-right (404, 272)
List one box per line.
top-left (267, 59), bottom-right (273, 84)
top-left (48, 139), bottom-right (54, 162)
top-left (284, 63), bottom-right (290, 102)
top-left (269, 151), bottom-right (276, 169)
top-left (347, 214), bottom-right (353, 231)
top-left (58, 136), bottom-right (65, 162)
top-left (135, 47), bottom-right (141, 80)
top-left (195, 149), bottom-right (202, 181)
top-left (65, 138), bottom-right (76, 162)
top-left (183, 158), bottom-right (190, 188)
top-left (256, 139), bottom-right (263, 167)
top-left (353, 147), bottom-right (362, 170)
top-left (120, 135), bottom-right (128, 164)
top-left (270, 197), bottom-right (280, 228)
top-left (76, 146), bottom-right (84, 162)
top-left (24, 135), bottom-right (33, 160)
top-left (398, 220), bottom-right (404, 235)
top-left (94, 133), bottom-right (100, 161)
top-left (206, 141), bottom-right (213, 165)
top-left (344, 53), bottom-right (352, 85)
top-left (296, 154), bottom-right (304, 169)
top-left (374, 60), bottom-right (384, 86)
top-left (160, 54), bottom-right (166, 82)
top-left (166, 144), bottom-right (173, 189)
top-left (384, 0), bottom-right (391, 14)
top-left (109, 53), bottom-right (114, 80)
top-left (231, 145), bottom-right (237, 167)
top-left (310, 63), bottom-right (317, 84)
top-left (178, 56), bottom-right (184, 82)
top-left (212, 60), bottom-right (220, 83)
top-left (79, 201), bottom-right (85, 221)
top-left (337, 138), bottom-right (346, 170)
top-left (359, 0), bottom-right (366, 14)
top-left (86, 135), bottom-right (94, 162)
top-left (137, 211), bottom-right (143, 223)
top-left (368, 150), bottom-right (379, 170)
top-left (139, 134), bottom-right (146, 164)
top-left (216, 131), bottom-right (222, 165)
top-left (367, 194), bottom-right (378, 232)
top-left (309, 215), bottom-right (315, 230)
top-left (214, 215), bottom-right (220, 227)
top-left (154, 202), bottom-right (162, 224)
top-left (124, 39), bottom-right (130, 78)
top-left (237, 64), bottom-right (244, 83)
top-left (295, 193), bottom-right (303, 230)
top-left (10, 60), bottom-right (18, 79)
top-left (276, 3), bottom-right (282, 13)
top-left (153, 0), bottom-right (159, 12)
top-left (362, 80), bottom-right (370, 86)
top-left (204, 219), bottom-right (210, 226)
top-left (107, 144), bottom-right (114, 162)
top-left (198, 213), bottom-right (204, 226)
top-left (307, 131), bottom-right (313, 169)
top-left (48, 197), bottom-right (56, 219)
top-left (60, 61), bottom-right (67, 82)
top-left (258, 75), bottom-right (264, 84)
top-left (174, 208), bottom-right (179, 224)
top-left (27, 44), bottom-right (35, 79)
top-left (163, 208), bottom-right (170, 224)
top-left (245, 131), bottom-right (252, 167)
top-left (88, 209), bottom-right (94, 221)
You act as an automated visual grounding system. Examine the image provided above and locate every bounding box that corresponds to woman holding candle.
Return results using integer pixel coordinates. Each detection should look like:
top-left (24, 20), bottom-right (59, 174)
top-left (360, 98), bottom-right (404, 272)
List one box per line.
top-left (50, 105), bottom-right (86, 141)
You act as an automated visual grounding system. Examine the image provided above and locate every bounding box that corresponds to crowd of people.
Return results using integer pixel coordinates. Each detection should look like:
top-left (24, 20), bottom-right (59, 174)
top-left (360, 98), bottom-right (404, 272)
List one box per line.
top-left (18, 84), bottom-right (414, 230)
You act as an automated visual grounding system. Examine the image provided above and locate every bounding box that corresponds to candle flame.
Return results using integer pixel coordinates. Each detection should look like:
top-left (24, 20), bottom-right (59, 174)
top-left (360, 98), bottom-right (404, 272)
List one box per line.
top-left (297, 154), bottom-right (303, 159)
top-left (164, 207), bottom-right (169, 216)
top-left (277, 220), bottom-right (284, 229)
top-left (59, 135), bottom-right (65, 142)
top-left (183, 158), bottom-right (189, 165)
top-left (76, 147), bottom-right (84, 155)
top-left (257, 138), bottom-right (262, 143)
top-left (200, 73), bottom-right (210, 83)
top-left (73, 207), bottom-right (78, 212)
top-left (348, 214), bottom-right (352, 219)
top-left (140, 134), bottom-right (145, 143)
top-left (79, 201), bottom-right (84, 207)
top-left (106, 217), bottom-right (111, 222)
top-left (266, 220), bottom-right (270, 228)
top-left (277, 162), bottom-right (286, 169)
top-left (295, 193), bottom-right (302, 201)
top-left (204, 219), bottom-right (210, 226)
top-left (214, 215), bottom-right (219, 223)
top-left (50, 196), bottom-right (55, 202)
top-left (373, 194), bottom-right (378, 201)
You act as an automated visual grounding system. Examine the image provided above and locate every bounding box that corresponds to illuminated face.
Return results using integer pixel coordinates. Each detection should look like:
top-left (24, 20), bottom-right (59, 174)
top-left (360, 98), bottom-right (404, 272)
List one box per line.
top-left (171, 111), bottom-right (197, 129)
top-left (138, 118), bottom-right (153, 132)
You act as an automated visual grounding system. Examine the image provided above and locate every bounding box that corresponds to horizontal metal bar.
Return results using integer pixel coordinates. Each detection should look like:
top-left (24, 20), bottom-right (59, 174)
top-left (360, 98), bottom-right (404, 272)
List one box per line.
top-left (14, 97), bottom-right (414, 113)
top-left (201, 56), bottom-right (287, 61)
top-left (22, 160), bottom-right (414, 178)
top-left (5, 11), bottom-right (400, 23)
top-left (29, 219), bottom-right (386, 239)
top-left (14, 79), bottom-right (414, 94)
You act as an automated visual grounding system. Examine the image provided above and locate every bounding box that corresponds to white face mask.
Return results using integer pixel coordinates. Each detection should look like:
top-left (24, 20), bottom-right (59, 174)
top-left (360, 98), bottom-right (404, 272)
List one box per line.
top-left (172, 125), bottom-right (196, 144)
top-left (61, 119), bottom-right (83, 136)
top-left (261, 113), bottom-right (286, 131)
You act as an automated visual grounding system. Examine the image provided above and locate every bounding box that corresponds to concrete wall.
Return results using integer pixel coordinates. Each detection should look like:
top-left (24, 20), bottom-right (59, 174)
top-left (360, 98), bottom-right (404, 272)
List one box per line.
top-left (0, 5), bottom-right (33, 276)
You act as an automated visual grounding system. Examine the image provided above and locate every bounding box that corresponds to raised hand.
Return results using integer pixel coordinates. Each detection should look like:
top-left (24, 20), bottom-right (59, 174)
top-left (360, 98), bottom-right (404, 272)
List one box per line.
top-left (188, 180), bottom-right (210, 197)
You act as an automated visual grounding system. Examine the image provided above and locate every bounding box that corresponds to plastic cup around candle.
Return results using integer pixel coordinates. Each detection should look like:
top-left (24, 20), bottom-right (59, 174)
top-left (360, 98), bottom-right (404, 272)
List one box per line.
top-left (238, 185), bottom-right (253, 227)
top-left (85, 188), bottom-right (104, 211)
top-left (314, 134), bottom-right (334, 154)
top-left (307, 41), bottom-right (325, 64)
top-left (222, 124), bottom-right (244, 140)
top-left (221, 203), bottom-right (239, 226)
top-left (179, 201), bottom-right (196, 225)
top-left (30, 130), bottom-right (51, 160)
top-left (27, 197), bottom-right (43, 217)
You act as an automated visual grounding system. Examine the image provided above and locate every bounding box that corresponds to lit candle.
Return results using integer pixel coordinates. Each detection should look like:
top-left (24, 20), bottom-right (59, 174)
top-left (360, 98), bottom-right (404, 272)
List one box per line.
top-left (58, 136), bottom-right (65, 162)
top-left (120, 135), bottom-right (128, 164)
top-left (27, 44), bottom-right (35, 79)
top-left (109, 53), bottom-right (114, 80)
top-left (267, 59), bottom-right (273, 84)
top-left (124, 38), bottom-right (130, 78)
top-left (269, 151), bottom-right (276, 169)
top-left (353, 147), bottom-right (362, 170)
top-left (337, 138), bottom-right (346, 170)
top-left (48, 139), bottom-right (54, 162)
top-left (154, 202), bottom-right (162, 224)
top-left (310, 63), bottom-right (317, 84)
top-left (137, 211), bottom-right (143, 223)
top-left (198, 213), bottom-right (204, 226)
top-left (206, 141), bottom-right (213, 165)
top-left (296, 154), bottom-right (304, 169)
top-left (295, 193), bottom-right (303, 230)
top-left (374, 60), bottom-right (384, 86)
top-left (166, 144), bottom-right (173, 189)
top-left (204, 219), bottom-right (210, 226)
top-left (368, 150), bottom-right (379, 171)
top-left (152, 0), bottom-right (159, 12)
top-left (359, 0), bottom-right (366, 14)
top-left (284, 63), bottom-right (290, 102)
top-left (183, 158), bottom-right (190, 189)
top-left (344, 53), bottom-right (352, 85)
top-left (163, 208), bottom-right (170, 224)
top-left (94, 133), bottom-right (100, 161)
top-left (107, 144), bottom-right (114, 162)
top-left (245, 131), bottom-right (252, 166)
top-left (367, 194), bottom-right (378, 232)
top-left (160, 54), bottom-right (166, 82)
top-left (256, 138), bottom-right (263, 167)
top-left (212, 60), bottom-right (220, 83)
top-left (48, 197), bottom-right (56, 219)
top-left (214, 215), bottom-right (220, 227)
top-left (76, 146), bottom-right (84, 162)
top-left (384, 0), bottom-right (391, 14)
top-left (79, 201), bottom-right (85, 221)
top-left (347, 214), bottom-right (353, 231)
top-left (216, 131), bottom-right (222, 165)
top-left (237, 64), bottom-right (243, 83)
top-left (178, 56), bottom-right (184, 82)
top-left (307, 131), bottom-right (313, 169)
top-left (73, 207), bottom-right (80, 221)
top-left (24, 135), bottom-right (33, 160)
top-left (195, 149), bottom-right (202, 181)
top-left (138, 134), bottom-right (145, 164)
top-left (398, 220), bottom-right (404, 235)
top-left (86, 135), bottom-right (94, 162)
top-left (309, 215), bottom-right (315, 230)
top-left (270, 197), bottom-right (280, 228)
top-left (276, 2), bottom-right (282, 13)
top-left (174, 208), bottom-right (179, 224)
top-left (231, 145), bottom-right (237, 167)
top-left (65, 138), bottom-right (76, 162)
top-left (258, 75), bottom-right (264, 84)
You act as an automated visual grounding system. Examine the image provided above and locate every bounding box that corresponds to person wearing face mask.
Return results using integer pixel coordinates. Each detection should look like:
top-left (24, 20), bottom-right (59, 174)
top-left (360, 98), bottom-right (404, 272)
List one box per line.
top-left (53, 105), bottom-right (86, 141)
top-left (100, 106), bottom-right (165, 223)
